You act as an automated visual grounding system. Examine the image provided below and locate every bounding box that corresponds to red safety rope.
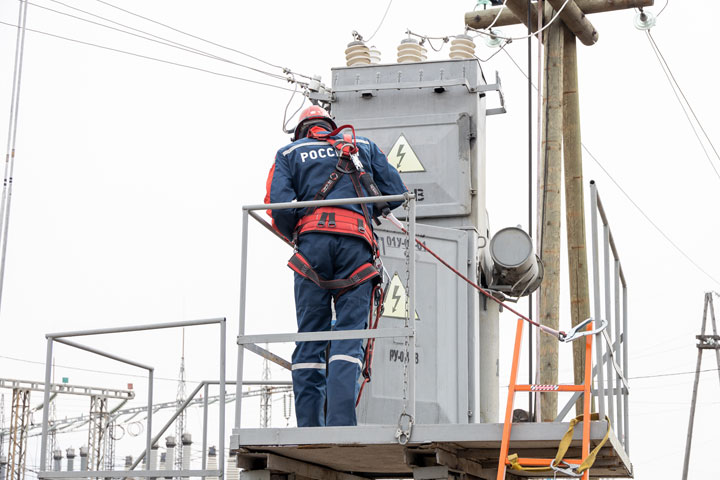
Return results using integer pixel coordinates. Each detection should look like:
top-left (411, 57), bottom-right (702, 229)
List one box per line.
top-left (384, 214), bottom-right (567, 340)
top-left (356, 283), bottom-right (385, 406)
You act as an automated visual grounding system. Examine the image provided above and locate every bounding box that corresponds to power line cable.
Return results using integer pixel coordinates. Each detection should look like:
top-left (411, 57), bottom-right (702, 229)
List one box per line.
top-left (91, 0), bottom-right (314, 79)
top-left (503, 47), bottom-right (720, 288)
top-left (0, 353), bottom-right (198, 383)
top-left (37, 0), bottom-right (291, 83)
top-left (0, 21), bottom-right (296, 92)
top-left (363, 0), bottom-right (393, 43)
top-left (630, 367), bottom-right (720, 381)
top-left (645, 30), bottom-right (720, 182)
top-left (0, 0), bottom-right (30, 317)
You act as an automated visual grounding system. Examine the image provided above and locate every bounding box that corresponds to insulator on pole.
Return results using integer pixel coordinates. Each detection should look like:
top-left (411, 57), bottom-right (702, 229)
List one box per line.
top-left (449, 34), bottom-right (476, 59)
top-left (397, 38), bottom-right (427, 63)
top-left (345, 41), bottom-right (371, 66)
top-left (368, 46), bottom-right (382, 64)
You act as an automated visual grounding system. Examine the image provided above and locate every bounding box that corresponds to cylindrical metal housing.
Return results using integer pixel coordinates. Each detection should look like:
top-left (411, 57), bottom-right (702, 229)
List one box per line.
top-left (181, 433), bottom-right (192, 471)
top-left (79, 447), bottom-right (88, 471)
top-left (66, 448), bottom-right (76, 472)
top-left (53, 449), bottom-right (63, 472)
top-left (207, 447), bottom-right (218, 480)
top-left (486, 227), bottom-right (543, 297)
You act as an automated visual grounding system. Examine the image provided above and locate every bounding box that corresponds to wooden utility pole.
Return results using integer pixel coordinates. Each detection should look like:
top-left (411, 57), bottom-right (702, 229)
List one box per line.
top-left (465, 0), bottom-right (654, 31)
top-left (682, 293), bottom-right (720, 480)
top-left (562, 25), bottom-right (591, 415)
top-left (464, 0), bottom-right (655, 422)
top-left (537, 10), bottom-right (564, 423)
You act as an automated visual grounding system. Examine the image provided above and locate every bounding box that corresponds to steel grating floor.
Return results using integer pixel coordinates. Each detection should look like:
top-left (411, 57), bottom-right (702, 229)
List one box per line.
top-left (231, 422), bottom-right (632, 478)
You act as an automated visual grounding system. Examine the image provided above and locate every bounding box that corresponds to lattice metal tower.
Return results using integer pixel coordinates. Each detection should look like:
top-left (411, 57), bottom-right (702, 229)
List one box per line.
top-left (104, 419), bottom-right (116, 470)
top-left (5, 389), bottom-right (30, 480)
top-left (175, 330), bottom-right (187, 470)
top-left (260, 344), bottom-right (271, 428)
top-left (87, 395), bottom-right (109, 472)
top-left (46, 397), bottom-right (57, 470)
top-left (0, 393), bottom-right (5, 456)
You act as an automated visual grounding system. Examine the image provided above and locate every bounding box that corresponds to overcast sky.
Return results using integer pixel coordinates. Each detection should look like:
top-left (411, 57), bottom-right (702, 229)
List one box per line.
top-left (0, 1), bottom-right (719, 479)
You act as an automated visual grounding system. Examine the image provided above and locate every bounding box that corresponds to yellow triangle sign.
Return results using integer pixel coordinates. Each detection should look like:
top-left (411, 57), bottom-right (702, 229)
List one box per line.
top-left (387, 134), bottom-right (425, 173)
top-left (382, 273), bottom-right (419, 320)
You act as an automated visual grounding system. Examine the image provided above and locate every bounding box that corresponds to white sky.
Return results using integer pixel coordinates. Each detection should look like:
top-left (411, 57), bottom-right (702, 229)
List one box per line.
top-left (0, 1), bottom-right (719, 479)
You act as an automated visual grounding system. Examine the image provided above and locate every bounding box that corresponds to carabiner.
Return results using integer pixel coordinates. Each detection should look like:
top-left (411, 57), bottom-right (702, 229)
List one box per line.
top-left (550, 460), bottom-right (584, 477)
top-left (395, 412), bottom-right (414, 445)
top-left (561, 317), bottom-right (608, 343)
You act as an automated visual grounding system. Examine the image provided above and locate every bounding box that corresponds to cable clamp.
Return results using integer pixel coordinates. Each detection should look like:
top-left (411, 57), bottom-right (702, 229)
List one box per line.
top-left (561, 317), bottom-right (608, 343)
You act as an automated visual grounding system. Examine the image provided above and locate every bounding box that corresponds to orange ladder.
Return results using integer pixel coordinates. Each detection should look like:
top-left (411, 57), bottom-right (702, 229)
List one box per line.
top-left (496, 318), bottom-right (594, 480)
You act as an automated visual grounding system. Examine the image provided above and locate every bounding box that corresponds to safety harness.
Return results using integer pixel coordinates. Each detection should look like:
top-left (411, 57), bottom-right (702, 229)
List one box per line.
top-left (288, 125), bottom-right (389, 299)
top-left (287, 124), bottom-right (390, 405)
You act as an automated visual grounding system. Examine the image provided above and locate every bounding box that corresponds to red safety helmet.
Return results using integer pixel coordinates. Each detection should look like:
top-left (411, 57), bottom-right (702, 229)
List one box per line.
top-left (294, 105), bottom-right (337, 140)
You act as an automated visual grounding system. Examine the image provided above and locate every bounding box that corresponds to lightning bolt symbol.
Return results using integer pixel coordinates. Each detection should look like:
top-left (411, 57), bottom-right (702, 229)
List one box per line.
top-left (395, 143), bottom-right (406, 170)
top-left (391, 285), bottom-right (402, 312)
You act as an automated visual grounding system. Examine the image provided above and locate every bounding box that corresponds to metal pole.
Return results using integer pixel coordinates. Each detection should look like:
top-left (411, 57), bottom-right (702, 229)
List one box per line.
top-left (54, 339), bottom-right (153, 370)
top-left (526, 0), bottom-right (534, 421)
top-left (235, 210), bottom-right (249, 429)
top-left (622, 285), bottom-right (629, 452)
top-left (47, 318), bottom-right (224, 339)
top-left (614, 259), bottom-right (623, 445)
top-left (603, 224), bottom-right (614, 427)
top-left (407, 196), bottom-right (416, 419)
top-left (218, 319), bottom-right (225, 480)
top-left (243, 194), bottom-right (409, 212)
top-left (146, 370), bottom-right (153, 472)
top-left (201, 384), bottom-right (208, 471)
top-left (128, 383), bottom-right (205, 472)
top-left (40, 337), bottom-right (53, 472)
top-left (590, 182), bottom-right (605, 419)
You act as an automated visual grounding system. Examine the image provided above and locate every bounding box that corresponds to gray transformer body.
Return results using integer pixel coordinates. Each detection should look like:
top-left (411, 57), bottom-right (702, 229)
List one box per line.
top-left (330, 59), bottom-right (500, 425)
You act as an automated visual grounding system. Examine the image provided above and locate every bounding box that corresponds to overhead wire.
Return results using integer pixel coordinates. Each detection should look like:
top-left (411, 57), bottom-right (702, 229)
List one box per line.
top-left (0, 0), bottom-right (30, 316)
top-left (33, 0), bottom-right (292, 83)
top-left (645, 30), bottom-right (720, 183)
top-left (363, 0), bottom-right (393, 42)
top-left (90, 0), bottom-right (316, 80)
top-left (467, 0), bottom-right (572, 41)
top-left (502, 47), bottom-right (720, 288)
top-left (0, 21), bottom-right (297, 92)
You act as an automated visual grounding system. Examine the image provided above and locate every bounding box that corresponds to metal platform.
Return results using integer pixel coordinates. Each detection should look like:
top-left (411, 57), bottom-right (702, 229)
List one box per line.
top-left (231, 423), bottom-right (632, 479)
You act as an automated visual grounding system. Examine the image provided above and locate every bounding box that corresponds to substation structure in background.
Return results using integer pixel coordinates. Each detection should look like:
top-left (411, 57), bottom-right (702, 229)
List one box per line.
top-left (0, 378), bottom-right (134, 480)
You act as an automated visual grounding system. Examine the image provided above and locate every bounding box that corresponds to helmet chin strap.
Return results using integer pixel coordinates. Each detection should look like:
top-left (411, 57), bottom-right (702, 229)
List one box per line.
top-left (298, 120), bottom-right (334, 140)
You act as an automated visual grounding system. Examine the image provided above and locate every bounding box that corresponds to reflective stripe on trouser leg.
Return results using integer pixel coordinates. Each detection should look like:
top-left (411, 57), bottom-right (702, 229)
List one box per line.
top-left (293, 273), bottom-right (332, 427)
top-left (326, 280), bottom-right (372, 426)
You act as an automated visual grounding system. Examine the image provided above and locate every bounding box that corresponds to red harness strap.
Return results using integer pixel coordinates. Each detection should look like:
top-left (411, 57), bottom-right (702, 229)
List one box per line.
top-left (288, 251), bottom-right (380, 298)
top-left (295, 207), bottom-right (376, 250)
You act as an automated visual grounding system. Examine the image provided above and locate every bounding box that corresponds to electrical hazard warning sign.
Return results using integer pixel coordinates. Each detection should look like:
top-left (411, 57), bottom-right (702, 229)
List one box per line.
top-left (386, 134), bottom-right (425, 173)
top-left (382, 273), bottom-right (419, 320)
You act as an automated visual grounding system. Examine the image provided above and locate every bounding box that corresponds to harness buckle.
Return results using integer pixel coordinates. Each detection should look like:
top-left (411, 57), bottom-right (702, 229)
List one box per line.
top-left (328, 213), bottom-right (336, 227)
top-left (357, 218), bottom-right (365, 233)
top-left (317, 212), bottom-right (328, 227)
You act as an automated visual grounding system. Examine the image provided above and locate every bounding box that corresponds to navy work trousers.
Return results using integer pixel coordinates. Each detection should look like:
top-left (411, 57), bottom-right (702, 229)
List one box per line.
top-left (292, 232), bottom-right (373, 427)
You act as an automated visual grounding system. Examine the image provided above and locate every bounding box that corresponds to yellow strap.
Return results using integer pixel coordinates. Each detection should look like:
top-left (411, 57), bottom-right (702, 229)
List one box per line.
top-left (507, 414), bottom-right (612, 473)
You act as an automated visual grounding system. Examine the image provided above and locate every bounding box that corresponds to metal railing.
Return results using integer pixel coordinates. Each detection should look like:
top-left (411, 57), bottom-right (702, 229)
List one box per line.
top-left (37, 318), bottom-right (227, 479)
top-left (234, 193), bottom-right (417, 431)
top-left (555, 181), bottom-right (630, 453)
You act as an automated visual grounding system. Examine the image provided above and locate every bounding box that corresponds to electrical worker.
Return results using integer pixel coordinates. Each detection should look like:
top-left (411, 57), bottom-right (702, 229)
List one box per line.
top-left (265, 105), bottom-right (406, 427)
